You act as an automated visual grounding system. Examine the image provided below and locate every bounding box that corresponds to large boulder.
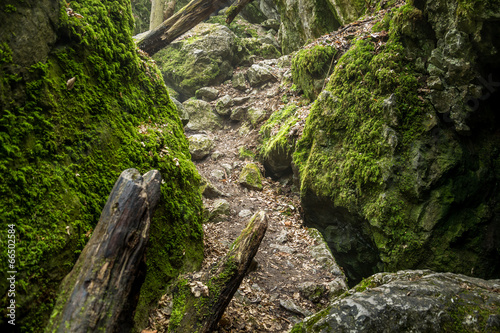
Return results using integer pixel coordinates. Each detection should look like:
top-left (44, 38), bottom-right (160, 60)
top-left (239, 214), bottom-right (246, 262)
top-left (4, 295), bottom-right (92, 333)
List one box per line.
top-left (293, 1), bottom-right (500, 285)
top-left (292, 270), bottom-right (500, 332)
top-left (154, 23), bottom-right (237, 101)
top-left (0, 0), bottom-right (204, 330)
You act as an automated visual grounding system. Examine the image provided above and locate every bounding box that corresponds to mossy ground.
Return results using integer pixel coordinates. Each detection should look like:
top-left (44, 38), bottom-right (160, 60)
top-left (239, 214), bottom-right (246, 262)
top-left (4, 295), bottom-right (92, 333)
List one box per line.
top-left (0, 0), bottom-right (203, 331)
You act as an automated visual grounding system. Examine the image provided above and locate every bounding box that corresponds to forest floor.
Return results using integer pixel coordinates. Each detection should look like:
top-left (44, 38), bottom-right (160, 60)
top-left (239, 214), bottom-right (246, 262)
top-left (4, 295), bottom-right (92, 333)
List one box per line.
top-left (144, 5), bottom-right (398, 332)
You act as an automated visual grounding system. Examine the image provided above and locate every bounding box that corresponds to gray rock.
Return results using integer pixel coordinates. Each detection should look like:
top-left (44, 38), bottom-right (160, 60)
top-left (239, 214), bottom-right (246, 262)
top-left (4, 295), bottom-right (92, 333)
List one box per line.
top-left (293, 270), bottom-right (500, 332)
top-left (205, 199), bottom-right (230, 222)
top-left (247, 107), bottom-right (266, 126)
top-left (183, 99), bottom-right (222, 131)
top-left (210, 169), bottom-right (225, 180)
top-left (238, 163), bottom-right (263, 191)
top-left (238, 209), bottom-right (253, 217)
top-left (200, 176), bottom-right (228, 198)
top-left (233, 96), bottom-right (250, 105)
top-left (215, 94), bottom-right (233, 116)
top-left (221, 163), bottom-right (232, 174)
top-left (246, 64), bottom-right (276, 87)
top-left (279, 299), bottom-right (313, 317)
top-left (230, 106), bottom-right (249, 121)
top-left (195, 87), bottom-right (219, 101)
top-left (171, 97), bottom-right (189, 126)
top-left (154, 23), bottom-right (236, 100)
top-left (298, 282), bottom-right (329, 303)
top-left (269, 243), bottom-right (295, 254)
top-left (188, 134), bottom-right (213, 160)
top-left (261, 19), bottom-right (280, 31)
top-left (211, 151), bottom-right (224, 161)
top-left (308, 228), bottom-right (347, 279)
top-left (232, 72), bottom-right (247, 91)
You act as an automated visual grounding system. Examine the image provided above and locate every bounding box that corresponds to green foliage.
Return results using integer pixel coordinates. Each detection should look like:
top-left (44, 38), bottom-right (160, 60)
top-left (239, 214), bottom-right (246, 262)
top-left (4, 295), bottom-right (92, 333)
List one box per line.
top-left (238, 146), bottom-right (256, 160)
top-left (0, 0), bottom-right (203, 331)
top-left (291, 45), bottom-right (337, 100)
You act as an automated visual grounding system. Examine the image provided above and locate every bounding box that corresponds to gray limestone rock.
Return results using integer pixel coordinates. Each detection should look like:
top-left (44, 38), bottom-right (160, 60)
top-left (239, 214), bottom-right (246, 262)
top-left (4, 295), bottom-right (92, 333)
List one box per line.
top-left (188, 134), bottom-right (213, 160)
top-left (215, 95), bottom-right (234, 116)
top-left (293, 270), bottom-right (500, 333)
top-left (183, 99), bottom-right (222, 132)
top-left (232, 72), bottom-right (247, 91)
top-left (195, 87), bottom-right (219, 101)
top-left (247, 64), bottom-right (277, 87)
top-left (171, 97), bottom-right (189, 126)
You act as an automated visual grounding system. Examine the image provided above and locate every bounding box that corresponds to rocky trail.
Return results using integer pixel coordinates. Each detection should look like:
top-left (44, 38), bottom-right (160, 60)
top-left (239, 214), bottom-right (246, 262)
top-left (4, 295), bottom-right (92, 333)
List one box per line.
top-left (145, 4), bottom-right (402, 332)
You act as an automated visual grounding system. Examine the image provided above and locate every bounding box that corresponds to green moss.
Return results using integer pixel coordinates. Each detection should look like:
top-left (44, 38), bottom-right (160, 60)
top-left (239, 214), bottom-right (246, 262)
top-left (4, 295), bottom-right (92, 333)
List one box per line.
top-left (293, 35), bottom-right (427, 269)
top-left (259, 103), bottom-right (299, 160)
top-left (0, 0), bottom-right (203, 331)
top-left (130, 0), bottom-right (151, 34)
top-left (238, 146), bottom-right (256, 160)
top-left (292, 45), bottom-right (337, 100)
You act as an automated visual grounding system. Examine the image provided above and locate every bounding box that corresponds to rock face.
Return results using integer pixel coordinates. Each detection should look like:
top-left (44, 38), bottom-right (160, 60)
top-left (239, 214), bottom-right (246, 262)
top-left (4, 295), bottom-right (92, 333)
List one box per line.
top-left (292, 270), bottom-right (500, 332)
top-left (247, 64), bottom-right (277, 87)
top-left (0, 0), bottom-right (204, 331)
top-left (293, 0), bottom-right (500, 285)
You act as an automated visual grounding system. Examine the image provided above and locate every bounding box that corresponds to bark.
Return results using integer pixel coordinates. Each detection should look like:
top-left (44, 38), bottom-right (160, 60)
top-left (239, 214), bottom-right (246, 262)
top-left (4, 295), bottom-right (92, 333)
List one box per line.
top-left (45, 169), bottom-right (162, 333)
top-left (225, 0), bottom-right (254, 24)
top-left (164, 0), bottom-right (177, 21)
top-left (137, 0), bottom-right (232, 56)
top-left (150, 0), bottom-right (166, 30)
top-left (170, 211), bottom-right (268, 333)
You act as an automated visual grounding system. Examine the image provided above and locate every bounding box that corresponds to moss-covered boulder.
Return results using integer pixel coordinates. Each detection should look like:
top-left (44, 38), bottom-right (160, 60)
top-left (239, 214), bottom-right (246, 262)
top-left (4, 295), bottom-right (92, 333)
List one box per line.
top-left (260, 104), bottom-right (301, 177)
top-left (292, 270), bottom-right (500, 332)
top-left (0, 0), bottom-right (203, 331)
top-left (291, 45), bottom-right (338, 100)
top-left (239, 163), bottom-right (263, 191)
top-left (293, 1), bottom-right (500, 285)
top-left (154, 23), bottom-right (237, 101)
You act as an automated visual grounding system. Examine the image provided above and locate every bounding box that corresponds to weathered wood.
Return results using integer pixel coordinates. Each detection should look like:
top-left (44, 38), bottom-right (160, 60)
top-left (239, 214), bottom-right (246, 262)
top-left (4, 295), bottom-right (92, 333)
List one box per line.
top-left (46, 169), bottom-right (162, 333)
top-left (137, 0), bottom-right (231, 55)
top-left (225, 0), bottom-right (254, 24)
top-left (170, 211), bottom-right (268, 333)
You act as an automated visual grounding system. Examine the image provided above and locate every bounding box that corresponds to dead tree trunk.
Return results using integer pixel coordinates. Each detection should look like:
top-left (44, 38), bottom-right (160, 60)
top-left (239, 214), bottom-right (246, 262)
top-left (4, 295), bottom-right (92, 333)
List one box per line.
top-left (225, 0), bottom-right (254, 24)
top-left (45, 169), bottom-right (162, 333)
top-left (137, 0), bottom-right (233, 55)
top-left (169, 211), bottom-right (268, 333)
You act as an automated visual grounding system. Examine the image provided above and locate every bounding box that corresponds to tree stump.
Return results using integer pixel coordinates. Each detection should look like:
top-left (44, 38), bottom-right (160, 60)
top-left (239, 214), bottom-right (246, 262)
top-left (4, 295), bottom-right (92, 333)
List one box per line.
top-left (45, 169), bottom-right (161, 333)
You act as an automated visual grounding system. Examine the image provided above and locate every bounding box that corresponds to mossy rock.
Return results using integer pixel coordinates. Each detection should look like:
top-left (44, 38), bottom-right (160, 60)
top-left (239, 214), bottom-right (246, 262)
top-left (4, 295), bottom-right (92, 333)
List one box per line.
top-left (291, 45), bottom-right (338, 100)
top-left (293, 2), bottom-right (500, 285)
top-left (0, 0), bottom-right (203, 331)
top-left (239, 163), bottom-right (263, 191)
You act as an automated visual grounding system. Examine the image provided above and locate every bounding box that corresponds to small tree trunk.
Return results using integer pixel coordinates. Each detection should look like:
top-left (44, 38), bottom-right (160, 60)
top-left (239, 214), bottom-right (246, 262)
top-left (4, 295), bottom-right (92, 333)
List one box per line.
top-left (45, 169), bottom-right (162, 333)
top-left (150, 0), bottom-right (166, 30)
top-left (225, 0), bottom-right (254, 24)
top-left (169, 211), bottom-right (268, 333)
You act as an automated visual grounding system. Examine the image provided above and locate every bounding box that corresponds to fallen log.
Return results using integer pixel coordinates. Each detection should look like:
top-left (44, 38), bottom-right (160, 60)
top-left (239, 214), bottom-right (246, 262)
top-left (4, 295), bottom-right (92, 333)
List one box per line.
top-left (45, 169), bottom-right (162, 333)
top-left (137, 0), bottom-right (230, 55)
top-left (169, 211), bottom-right (268, 332)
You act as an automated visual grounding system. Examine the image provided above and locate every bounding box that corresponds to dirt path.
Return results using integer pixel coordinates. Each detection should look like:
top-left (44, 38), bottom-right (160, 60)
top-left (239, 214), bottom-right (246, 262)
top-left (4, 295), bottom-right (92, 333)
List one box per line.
top-left (145, 5), bottom-right (401, 330)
